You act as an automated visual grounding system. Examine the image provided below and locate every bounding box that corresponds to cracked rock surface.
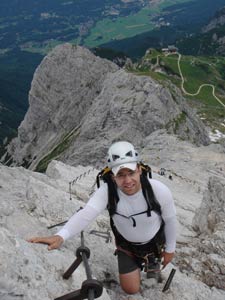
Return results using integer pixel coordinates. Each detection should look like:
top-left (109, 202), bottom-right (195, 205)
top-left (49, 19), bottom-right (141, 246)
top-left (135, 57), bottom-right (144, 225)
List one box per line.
top-left (0, 133), bottom-right (225, 300)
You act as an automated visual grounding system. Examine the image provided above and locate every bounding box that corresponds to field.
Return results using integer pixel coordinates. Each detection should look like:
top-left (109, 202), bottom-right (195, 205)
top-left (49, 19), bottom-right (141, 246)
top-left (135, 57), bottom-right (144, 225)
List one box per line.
top-left (83, 0), bottom-right (215, 48)
top-left (84, 7), bottom-right (158, 47)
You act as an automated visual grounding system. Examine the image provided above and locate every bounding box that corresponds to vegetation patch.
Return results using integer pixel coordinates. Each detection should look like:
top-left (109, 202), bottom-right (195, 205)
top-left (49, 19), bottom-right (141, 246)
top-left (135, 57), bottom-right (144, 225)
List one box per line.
top-left (159, 55), bottom-right (180, 76)
top-left (173, 111), bottom-right (187, 132)
top-left (1, 152), bottom-right (13, 166)
top-left (35, 127), bottom-right (80, 173)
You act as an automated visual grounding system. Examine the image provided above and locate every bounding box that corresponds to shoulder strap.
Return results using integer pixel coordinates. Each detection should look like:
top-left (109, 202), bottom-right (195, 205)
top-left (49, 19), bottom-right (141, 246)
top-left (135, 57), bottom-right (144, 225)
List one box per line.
top-left (140, 162), bottom-right (152, 179)
top-left (96, 166), bottom-right (111, 188)
top-left (96, 166), bottom-right (119, 216)
top-left (139, 162), bottom-right (161, 215)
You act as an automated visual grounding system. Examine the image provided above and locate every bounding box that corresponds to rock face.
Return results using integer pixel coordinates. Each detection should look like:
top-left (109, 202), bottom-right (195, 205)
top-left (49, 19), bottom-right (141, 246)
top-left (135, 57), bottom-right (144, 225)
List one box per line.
top-left (2, 43), bottom-right (210, 171)
top-left (2, 44), bottom-right (119, 169)
top-left (191, 176), bottom-right (225, 290)
top-left (183, 176), bottom-right (225, 290)
top-left (0, 134), bottom-right (225, 299)
top-left (192, 176), bottom-right (225, 235)
top-left (0, 162), bottom-right (111, 300)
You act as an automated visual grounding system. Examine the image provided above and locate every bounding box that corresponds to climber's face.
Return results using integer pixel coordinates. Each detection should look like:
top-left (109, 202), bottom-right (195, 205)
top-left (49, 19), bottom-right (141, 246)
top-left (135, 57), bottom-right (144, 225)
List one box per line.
top-left (113, 166), bottom-right (142, 195)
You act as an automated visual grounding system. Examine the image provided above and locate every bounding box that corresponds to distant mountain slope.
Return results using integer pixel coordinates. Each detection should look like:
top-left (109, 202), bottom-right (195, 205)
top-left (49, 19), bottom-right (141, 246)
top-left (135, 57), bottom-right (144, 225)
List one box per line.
top-left (0, 49), bottom-right (43, 155)
top-left (177, 6), bottom-right (225, 55)
top-left (202, 6), bottom-right (225, 32)
top-left (1, 0), bottom-right (225, 148)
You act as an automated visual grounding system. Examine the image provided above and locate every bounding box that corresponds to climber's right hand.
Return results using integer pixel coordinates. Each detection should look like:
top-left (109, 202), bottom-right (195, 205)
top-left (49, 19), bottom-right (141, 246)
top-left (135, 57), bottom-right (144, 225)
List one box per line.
top-left (27, 235), bottom-right (64, 250)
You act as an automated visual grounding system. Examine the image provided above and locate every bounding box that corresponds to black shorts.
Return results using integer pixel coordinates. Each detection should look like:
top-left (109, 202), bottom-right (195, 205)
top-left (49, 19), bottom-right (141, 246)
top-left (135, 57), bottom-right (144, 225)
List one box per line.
top-left (117, 250), bottom-right (142, 274)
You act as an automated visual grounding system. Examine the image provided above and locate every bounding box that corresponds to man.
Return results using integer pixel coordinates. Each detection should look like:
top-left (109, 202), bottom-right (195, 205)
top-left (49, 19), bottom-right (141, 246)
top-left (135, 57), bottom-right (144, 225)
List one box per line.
top-left (28, 141), bottom-right (176, 294)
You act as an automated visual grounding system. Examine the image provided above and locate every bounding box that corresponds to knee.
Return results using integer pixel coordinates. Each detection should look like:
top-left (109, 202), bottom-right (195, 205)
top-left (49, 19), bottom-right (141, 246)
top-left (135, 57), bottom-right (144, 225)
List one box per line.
top-left (121, 282), bottom-right (140, 294)
top-left (119, 268), bottom-right (141, 294)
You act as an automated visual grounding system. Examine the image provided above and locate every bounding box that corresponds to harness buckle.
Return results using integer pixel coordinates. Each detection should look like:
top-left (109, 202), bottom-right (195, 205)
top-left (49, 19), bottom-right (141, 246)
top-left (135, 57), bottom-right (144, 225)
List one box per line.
top-left (143, 253), bottom-right (161, 280)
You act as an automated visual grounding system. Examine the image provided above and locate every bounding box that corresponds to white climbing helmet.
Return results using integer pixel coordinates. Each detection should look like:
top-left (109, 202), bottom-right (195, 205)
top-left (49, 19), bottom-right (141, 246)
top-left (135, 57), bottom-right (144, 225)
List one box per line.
top-left (107, 141), bottom-right (139, 175)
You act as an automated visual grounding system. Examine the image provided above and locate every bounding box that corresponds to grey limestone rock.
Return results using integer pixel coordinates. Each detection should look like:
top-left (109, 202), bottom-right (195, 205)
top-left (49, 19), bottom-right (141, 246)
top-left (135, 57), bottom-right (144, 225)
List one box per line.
top-left (192, 176), bottom-right (225, 235)
top-left (3, 44), bottom-right (210, 170)
top-left (176, 176), bottom-right (225, 290)
top-left (1, 156), bottom-right (225, 299)
top-left (3, 43), bottom-right (119, 169)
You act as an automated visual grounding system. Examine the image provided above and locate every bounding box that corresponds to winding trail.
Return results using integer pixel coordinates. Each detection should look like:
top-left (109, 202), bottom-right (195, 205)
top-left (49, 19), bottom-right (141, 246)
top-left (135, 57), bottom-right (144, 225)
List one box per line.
top-left (177, 53), bottom-right (225, 109)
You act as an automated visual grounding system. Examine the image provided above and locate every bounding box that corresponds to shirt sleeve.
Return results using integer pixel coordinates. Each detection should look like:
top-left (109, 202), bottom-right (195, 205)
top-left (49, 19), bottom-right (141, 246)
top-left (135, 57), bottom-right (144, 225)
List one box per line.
top-left (56, 184), bottom-right (108, 241)
top-left (163, 215), bottom-right (176, 252)
top-left (150, 179), bottom-right (176, 252)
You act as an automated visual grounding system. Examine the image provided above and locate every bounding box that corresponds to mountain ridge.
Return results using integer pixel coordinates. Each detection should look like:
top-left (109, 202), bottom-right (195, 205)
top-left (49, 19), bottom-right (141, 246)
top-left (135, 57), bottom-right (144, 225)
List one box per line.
top-left (1, 44), bottom-right (211, 171)
top-left (177, 5), bottom-right (225, 55)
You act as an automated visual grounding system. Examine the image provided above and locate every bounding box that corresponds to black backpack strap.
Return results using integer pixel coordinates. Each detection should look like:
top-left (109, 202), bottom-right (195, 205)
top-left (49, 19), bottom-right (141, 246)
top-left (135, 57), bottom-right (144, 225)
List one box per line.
top-left (96, 166), bottom-right (119, 216)
top-left (140, 171), bottom-right (161, 216)
top-left (96, 166), bottom-right (111, 188)
top-left (140, 162), bottom-right (152, 179)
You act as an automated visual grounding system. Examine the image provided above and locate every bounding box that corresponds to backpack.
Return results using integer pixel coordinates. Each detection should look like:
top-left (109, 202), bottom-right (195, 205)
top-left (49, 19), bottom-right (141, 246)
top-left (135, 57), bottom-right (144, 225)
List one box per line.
top-left (95, 162), bottom-right (161, 220)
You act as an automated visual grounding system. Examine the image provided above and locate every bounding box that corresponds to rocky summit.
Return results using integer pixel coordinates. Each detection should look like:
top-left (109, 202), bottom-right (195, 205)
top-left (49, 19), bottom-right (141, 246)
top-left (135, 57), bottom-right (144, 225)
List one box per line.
top-left (2, 43), bottom-right (210, 171)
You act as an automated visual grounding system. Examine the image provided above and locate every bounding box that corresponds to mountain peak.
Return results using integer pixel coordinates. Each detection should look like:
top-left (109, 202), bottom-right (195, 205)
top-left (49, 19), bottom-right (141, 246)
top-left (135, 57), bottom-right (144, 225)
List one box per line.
top-left (1, 43), bottom-right (210, 171)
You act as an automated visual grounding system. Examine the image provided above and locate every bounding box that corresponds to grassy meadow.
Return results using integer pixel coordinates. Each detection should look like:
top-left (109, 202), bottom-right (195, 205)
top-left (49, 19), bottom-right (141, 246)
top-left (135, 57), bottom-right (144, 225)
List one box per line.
top-left (128, 49), bottom-right (225, 134)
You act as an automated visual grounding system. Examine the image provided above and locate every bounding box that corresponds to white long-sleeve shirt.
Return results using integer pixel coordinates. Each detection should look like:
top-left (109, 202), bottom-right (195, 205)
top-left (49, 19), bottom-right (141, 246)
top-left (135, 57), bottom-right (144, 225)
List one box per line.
top-left (57, 179), bottom-right (176, 253)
